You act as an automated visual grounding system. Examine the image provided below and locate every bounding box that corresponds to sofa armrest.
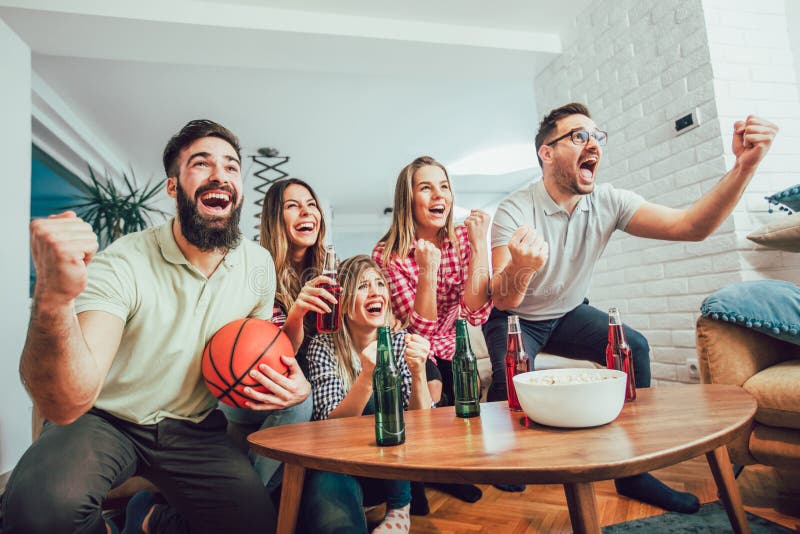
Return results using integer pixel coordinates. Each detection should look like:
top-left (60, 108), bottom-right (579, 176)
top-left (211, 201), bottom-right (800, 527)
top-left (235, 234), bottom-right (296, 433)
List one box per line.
top-left (696, 316), bottom-right (800, 386)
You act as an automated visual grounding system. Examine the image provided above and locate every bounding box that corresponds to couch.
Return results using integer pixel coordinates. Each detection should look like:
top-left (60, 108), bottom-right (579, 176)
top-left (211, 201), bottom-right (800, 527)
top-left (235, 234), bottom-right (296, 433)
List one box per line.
top-left (695, 316), bottom-right (800, 470)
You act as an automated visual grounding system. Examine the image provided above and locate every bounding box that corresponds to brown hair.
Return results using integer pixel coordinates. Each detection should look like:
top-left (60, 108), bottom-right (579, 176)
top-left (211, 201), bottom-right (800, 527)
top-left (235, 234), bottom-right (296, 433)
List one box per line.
top-left (331, 255), bottom-right (395, 391)
top-left (379, 156), bottom-right (456, 265)
top-left (162, 119), bottom-right (241, 178)
top-left (259, 178), bottom-right (327, 315)
top-left (534, 103), bottom-right (591, 167)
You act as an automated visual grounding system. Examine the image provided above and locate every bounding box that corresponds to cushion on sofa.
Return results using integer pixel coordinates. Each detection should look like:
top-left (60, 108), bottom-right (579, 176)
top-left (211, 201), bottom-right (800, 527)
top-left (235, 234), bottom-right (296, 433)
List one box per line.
top-left (747, 212), bottom-right (800, 252)
top-left (700, 280), bottom-right (800, 347)
top-left (743, 359), bottom-right (800, 430)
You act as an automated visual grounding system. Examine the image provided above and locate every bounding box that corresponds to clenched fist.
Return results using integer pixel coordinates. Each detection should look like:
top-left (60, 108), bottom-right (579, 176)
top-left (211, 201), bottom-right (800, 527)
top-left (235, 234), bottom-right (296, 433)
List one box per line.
top-left (464, 209), bottom-right (490, 248)
top-left (732, 115), bottom-right (778, 172)
top-left (403, 333), bottom-right (431, 376)
top-left (508, 225), bottom-right (549, 272)
top-left (30, 211), bottom-right (99, 305)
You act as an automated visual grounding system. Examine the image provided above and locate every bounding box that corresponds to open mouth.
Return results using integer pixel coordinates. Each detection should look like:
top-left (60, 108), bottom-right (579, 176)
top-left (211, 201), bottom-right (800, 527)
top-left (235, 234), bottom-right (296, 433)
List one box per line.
top-left (365, 301), bottom-right (384, 317)
top-left (429, 204), bottom-right (447, 217)
top-left (579, 157), bottom-right (597, 181)
top-left (199, 190), bottom-right (233, 212)
top-left (294, 221), bottom-right (317, 235)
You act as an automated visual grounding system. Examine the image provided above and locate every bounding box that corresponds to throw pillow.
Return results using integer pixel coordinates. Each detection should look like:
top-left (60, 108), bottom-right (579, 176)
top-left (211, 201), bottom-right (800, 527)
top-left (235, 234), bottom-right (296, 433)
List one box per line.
top-left (766, 184), bottom-right (800, 213)
top-left (700, 280), bottom-right (800, 346)
top-left (747, 212), bottom-right (800, 252)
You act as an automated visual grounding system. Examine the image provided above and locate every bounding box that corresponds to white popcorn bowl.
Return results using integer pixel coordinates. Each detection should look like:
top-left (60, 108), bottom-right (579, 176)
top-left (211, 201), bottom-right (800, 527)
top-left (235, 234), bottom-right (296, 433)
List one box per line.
top-left (512, 368), bottom-right (627, 428)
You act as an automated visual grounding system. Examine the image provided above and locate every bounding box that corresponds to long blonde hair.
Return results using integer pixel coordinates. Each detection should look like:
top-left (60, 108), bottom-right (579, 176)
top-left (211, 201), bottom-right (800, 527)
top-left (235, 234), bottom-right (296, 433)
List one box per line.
top-left (379, 156), bottom-right (457, 265)
top-left (259, 178), bottom-right (327, 315)
top-left (332, 255), bottom-right (395, 391)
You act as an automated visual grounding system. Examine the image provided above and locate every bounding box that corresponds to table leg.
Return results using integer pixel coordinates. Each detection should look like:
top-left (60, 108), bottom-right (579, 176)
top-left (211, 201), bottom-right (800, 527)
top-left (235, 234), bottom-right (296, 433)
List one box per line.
top-left (706, 446), bottom-right (751, 534)
top-left (563, 482), bottom-right (600, 534)
top-left (276, 463), bottom-right (306, 534)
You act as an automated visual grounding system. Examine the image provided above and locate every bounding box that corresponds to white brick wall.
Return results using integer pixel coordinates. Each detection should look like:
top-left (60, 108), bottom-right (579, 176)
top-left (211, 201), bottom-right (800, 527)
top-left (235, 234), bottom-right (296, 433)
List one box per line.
top-left (535, 0), bottom-right (800, 385)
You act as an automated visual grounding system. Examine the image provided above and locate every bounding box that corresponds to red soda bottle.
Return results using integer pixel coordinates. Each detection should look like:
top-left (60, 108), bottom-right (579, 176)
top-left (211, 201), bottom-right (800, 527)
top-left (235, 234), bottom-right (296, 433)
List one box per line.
top-left (606, 307), bottom-right (636, 402)
top-left (505, 315), bottom-right (530, 412)
top-left (316, 245), bottom-right (341, 333)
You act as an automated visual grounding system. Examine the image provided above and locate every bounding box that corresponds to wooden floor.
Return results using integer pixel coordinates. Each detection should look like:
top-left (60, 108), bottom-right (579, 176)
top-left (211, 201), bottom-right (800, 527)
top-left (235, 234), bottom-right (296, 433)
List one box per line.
top-left (367, 458), bottom-right (800, 533)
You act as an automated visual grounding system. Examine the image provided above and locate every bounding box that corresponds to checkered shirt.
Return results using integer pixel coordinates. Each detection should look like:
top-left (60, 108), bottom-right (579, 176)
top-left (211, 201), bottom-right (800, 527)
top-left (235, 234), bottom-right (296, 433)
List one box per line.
top-left (306, 330), bottom-right (412, 421)
top-left (372, 225), bottom-right (492, 362)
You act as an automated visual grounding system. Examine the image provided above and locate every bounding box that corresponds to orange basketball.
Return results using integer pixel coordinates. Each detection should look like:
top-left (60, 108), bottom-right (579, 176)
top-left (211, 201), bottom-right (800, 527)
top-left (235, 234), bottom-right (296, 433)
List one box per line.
top-left (202, 318), bottom-right (295, 408)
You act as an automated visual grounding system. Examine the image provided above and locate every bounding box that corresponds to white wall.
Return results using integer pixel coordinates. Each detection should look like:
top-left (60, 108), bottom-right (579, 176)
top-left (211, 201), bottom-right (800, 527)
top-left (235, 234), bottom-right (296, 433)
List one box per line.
top-left (535, 0), bottom-right (800, 385)
top-left (0, 18), bottom-right (32, 474)
top-left (788, 0), bottom-right (800, 87)
top-left (704, 0), bottom-right (800, 283)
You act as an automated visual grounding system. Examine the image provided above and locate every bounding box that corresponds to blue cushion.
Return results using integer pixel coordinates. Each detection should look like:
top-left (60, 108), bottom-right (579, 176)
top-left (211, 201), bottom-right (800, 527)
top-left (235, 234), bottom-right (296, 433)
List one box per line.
top-left (700, 280), bottom-right (800, 346)
top-left (767, 184), bottom-right (800, 214)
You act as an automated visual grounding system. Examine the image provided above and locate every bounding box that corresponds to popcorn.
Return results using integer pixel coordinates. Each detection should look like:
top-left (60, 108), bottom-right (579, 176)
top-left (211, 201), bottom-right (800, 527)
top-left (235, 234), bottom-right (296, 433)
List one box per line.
top-left (527, 371), bottom-right (619, 385)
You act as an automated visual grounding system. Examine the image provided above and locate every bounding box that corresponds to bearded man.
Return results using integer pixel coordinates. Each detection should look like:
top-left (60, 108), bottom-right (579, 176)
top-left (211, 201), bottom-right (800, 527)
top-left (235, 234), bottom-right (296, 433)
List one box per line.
top-left (2, 120), bottom-right (309, 534)
top-left (483, 103), bottom-right (777, 513)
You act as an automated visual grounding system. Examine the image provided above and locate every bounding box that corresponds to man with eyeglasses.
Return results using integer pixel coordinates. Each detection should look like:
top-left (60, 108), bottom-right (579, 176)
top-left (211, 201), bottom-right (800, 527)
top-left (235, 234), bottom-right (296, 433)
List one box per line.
top-left (482, 102), bottom-right (778, 513)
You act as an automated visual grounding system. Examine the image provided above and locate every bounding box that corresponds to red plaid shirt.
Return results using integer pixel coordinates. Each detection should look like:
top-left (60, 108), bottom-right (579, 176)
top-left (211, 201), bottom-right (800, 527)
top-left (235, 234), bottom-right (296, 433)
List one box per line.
top-left (372, 225), bottom-right (492, 362)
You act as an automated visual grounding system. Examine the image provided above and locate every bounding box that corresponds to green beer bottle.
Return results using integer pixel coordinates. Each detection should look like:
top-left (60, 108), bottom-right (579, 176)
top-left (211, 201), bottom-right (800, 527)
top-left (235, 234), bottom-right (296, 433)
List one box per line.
top-left (373, 326), bottom-right (406, 446)
top-left (453, 319), bottom-right (481, 418)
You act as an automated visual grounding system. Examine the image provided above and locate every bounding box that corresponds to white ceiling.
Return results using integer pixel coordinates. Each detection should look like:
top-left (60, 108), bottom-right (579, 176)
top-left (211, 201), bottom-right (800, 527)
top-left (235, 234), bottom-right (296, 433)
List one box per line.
top-left (1, 0), bottom-right (590, 225)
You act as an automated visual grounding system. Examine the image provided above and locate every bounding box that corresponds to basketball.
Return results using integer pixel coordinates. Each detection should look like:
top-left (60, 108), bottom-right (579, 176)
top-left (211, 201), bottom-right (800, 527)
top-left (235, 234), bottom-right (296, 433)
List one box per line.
top-left (202, 318), bottom-right (295, 408)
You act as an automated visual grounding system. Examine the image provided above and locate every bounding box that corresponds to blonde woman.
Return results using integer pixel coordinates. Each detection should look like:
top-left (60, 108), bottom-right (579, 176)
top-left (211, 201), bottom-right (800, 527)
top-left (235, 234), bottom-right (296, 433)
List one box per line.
top-left (303, 255), bottom-right (432, 534)
top-left (372, 156), bottom-right (494, 505)
top-left (221, 178), bottom-right (337, 491)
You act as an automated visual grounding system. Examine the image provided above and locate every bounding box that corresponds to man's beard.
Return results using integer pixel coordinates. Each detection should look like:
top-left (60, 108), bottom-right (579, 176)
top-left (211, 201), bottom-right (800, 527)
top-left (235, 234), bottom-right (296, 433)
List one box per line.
top-left (553, 164), bottom-right (594, 196)
top-left (176, 182), bottom-right (242, 252)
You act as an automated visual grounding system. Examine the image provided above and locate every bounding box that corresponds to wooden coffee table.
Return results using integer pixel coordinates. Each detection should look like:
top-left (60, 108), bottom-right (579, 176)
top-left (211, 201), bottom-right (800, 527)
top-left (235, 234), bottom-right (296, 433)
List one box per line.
top-left (249, 384), bottom-right (756, 534)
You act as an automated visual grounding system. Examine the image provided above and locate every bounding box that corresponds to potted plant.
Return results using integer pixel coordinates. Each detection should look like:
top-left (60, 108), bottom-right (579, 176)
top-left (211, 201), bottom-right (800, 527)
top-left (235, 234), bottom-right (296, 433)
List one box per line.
top-left (69, 167), bottom-right (168, 246)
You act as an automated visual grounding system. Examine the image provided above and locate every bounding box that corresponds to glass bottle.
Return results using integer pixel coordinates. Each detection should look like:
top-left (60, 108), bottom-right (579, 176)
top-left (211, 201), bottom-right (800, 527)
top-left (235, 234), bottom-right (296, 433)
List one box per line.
top-left (453, 319), bottom-right (481, 418)
top-left (605, 307), bottom-right (636, 402)
top-left (373, 325), bottom-right (406, 445)
top-left (316, 244), bottom-right (341, 333)
top-left (505, 315), bottom-right (530, 412)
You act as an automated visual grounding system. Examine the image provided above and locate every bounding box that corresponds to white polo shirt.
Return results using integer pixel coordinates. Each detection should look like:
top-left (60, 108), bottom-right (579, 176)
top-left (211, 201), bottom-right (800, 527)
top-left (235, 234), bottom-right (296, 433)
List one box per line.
top-left (74, 219), bottom-right (276, 425)
top-left (491, 180), bottom-right (644, 321)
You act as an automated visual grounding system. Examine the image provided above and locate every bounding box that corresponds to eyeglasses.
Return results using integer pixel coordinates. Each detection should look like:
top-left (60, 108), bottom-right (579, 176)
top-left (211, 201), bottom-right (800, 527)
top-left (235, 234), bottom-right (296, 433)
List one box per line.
top-left (546, 128), bottom-right (608, 147)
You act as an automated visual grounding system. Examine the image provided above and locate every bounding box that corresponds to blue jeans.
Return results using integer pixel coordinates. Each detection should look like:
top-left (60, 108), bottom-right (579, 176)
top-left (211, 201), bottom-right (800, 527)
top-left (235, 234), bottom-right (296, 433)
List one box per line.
top-left (482, 301), bottom-right (652, 402)
top-left (220, 395), bottom-right (313, 492)
top-left (300, 470), bottom-right (411, 534)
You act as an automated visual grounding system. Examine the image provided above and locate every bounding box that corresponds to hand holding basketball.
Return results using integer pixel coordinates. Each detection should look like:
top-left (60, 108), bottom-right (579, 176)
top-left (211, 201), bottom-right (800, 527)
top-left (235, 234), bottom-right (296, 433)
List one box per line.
top-left (241, 356), bottom-right (310, 410)
top-left (202, 318), bottom-right (296, 407)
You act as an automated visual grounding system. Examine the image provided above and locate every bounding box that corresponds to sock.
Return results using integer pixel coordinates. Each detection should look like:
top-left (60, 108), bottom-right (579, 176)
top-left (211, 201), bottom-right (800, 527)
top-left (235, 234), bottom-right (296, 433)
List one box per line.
top-left (409, 482), bottom-right (429, 516)
top-left (371, 503), bottom-right (410, 534)
top-left (493, 484), bottom-right (526, 492)
top-left (615, 473), bottom-right (700, 514)
top-left (122, 491), bottom-right (158, 534)
top-left (428, 483), bottom-right (482, 503)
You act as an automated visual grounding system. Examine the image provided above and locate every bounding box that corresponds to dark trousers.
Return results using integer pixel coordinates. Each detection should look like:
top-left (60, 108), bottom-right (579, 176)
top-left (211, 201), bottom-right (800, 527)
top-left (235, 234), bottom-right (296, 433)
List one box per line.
top-left (482, 301), bottom-right (652, 402)
top-left (0, 409), bottom-right (275, 534)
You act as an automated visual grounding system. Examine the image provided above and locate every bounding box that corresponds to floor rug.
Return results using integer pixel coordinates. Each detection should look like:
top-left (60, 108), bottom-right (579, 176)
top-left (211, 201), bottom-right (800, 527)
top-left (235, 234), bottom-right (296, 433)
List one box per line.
top-left (603, 501), bottom-right (796, 533)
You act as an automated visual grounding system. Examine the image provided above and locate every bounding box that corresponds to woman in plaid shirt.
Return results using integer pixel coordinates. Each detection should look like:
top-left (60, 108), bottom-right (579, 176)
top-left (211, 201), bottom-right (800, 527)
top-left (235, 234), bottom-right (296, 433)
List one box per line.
top-left (303, 255), bottom-right (432, 534)
top-left (372, 156), bottom-right (494, 507)
top-left (372, 156), bottom-right (492, 407)
top-left (221, 178), bottom-right (337, 491)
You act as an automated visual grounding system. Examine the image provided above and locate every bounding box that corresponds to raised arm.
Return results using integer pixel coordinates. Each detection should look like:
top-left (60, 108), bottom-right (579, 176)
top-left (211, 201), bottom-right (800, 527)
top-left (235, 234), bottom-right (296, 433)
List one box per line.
top-left (489, 226), bottom-right (549, 311)
top-left (625, 116), bottom-right (778, 241)
top-left (21, 212), bottom-right (122, 425)
top-left (462, 211), bottom-right (491, 314)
